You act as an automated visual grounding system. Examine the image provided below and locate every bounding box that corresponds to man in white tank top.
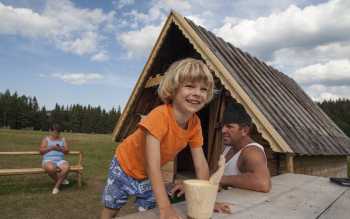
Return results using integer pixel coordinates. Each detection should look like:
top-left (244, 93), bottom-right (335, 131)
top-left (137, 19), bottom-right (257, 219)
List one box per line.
top-left (219, 102), bottom-right (271, 193)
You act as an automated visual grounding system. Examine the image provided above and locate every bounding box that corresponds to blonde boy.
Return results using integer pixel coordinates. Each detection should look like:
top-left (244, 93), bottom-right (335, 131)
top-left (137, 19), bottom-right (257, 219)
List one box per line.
top-left (101, 58), bottom-right (214, 219)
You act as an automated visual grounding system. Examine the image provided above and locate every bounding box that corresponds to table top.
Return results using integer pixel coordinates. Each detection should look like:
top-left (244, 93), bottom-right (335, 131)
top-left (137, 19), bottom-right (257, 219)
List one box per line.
top-left (119, 173), bottom-right (350, 219)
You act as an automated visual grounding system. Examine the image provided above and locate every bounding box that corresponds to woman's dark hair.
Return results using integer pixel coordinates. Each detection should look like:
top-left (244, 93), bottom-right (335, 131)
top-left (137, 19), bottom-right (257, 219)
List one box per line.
top-left (51, 123), bottom-right (62, 133)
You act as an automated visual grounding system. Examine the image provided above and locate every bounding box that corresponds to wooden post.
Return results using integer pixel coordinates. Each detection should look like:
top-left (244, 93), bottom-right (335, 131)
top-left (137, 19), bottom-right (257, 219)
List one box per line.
top-left (78, 172), bottom-right (82, 188)
top-left (78, 151), bottom-right (83, 188)
top-left (145, 74), bottom-right (163, 88)
top-left (207, 93), bottom-right (225, 173)
top-left (286, 154), bottom-right (295, 173)
top-left (78, 151), bottom-right (83, 166)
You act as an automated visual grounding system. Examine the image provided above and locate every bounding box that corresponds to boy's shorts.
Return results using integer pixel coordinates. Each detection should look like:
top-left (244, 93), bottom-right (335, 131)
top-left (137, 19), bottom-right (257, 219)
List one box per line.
top-left (102, 157), bottom-right (156, 210)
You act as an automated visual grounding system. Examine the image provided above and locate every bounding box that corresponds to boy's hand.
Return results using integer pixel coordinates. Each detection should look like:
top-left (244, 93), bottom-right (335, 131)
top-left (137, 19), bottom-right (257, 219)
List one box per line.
top-left (214, 202), bottom-right (233, 214)
top-left (169, 181), bottom-right (184, 197)
top-left (159, 205), bottom-right (182, 219)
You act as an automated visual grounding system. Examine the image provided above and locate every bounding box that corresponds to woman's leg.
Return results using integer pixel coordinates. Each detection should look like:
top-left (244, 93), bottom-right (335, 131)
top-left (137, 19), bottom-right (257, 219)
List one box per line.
top-left (54, 161), bottom-right (70, 189)
top-left (43, 161), bottom-right (58, 182)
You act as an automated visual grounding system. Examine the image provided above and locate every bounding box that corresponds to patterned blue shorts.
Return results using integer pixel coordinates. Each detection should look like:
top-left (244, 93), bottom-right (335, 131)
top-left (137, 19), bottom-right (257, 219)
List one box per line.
top-left (102, 157), bottom-right (156, 210)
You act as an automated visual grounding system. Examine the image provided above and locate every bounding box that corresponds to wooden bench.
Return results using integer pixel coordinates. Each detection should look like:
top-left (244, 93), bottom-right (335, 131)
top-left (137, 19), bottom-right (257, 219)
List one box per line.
top-left (0, 151), bottom-right (84, 187)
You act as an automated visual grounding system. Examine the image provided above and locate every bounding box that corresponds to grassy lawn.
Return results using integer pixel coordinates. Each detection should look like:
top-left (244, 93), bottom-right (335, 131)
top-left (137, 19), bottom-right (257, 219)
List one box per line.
top-left (0, 129), bottom-right (137, 219)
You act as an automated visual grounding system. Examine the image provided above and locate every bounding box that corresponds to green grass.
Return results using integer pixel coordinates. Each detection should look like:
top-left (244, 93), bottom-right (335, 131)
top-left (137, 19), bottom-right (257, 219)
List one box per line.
top-left (0, 129), bottom-right (137, 219)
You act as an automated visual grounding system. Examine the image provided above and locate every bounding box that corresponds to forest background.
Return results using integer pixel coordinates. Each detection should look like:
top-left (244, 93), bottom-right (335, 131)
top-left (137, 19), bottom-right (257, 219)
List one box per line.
top-left (0, 89), bottom-right (121, 134)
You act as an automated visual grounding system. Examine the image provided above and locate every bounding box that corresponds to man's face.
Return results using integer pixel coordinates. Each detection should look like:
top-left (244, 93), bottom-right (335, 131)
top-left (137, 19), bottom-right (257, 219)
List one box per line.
top-left (222, 123), bottom-right (245, 147)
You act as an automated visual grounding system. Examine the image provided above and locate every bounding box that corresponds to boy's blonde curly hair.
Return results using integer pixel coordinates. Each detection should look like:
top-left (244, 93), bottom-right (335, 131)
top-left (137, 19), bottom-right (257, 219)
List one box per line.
top-left (158, 58), bottom-right (214, 104)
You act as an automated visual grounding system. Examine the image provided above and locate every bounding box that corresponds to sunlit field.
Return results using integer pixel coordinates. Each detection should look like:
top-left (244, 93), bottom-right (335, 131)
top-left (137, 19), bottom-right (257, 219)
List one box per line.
top-left (0, 129), bottom-right (137, 219)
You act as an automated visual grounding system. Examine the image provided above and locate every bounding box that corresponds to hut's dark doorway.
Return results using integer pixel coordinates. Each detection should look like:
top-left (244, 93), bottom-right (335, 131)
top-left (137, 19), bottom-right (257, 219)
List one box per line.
top-left (176, 103), bottom-right (210, 179)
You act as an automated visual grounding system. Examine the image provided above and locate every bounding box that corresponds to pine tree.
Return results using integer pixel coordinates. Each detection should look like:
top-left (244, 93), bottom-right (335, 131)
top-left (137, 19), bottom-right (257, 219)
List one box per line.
top-left (0, 89), bottom-right (124, 133)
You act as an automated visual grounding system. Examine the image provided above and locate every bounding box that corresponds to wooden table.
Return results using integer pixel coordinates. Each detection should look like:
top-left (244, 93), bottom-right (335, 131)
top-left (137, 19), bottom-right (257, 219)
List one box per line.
top-left (119, 174), bottom-right (350, 218)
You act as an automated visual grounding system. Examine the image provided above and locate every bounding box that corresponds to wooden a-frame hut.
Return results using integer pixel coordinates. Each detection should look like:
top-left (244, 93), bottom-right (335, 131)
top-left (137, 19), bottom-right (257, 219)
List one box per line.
top-left (112, 11), bottom-right (350, 180)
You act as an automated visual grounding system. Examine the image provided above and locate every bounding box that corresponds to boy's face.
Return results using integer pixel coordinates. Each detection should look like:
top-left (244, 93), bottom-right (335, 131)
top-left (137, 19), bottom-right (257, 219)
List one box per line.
top-left (173, 81), bottom-right (208, 115)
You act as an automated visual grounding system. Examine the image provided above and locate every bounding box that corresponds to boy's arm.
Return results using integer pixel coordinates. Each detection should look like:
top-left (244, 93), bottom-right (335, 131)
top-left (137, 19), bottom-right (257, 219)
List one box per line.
top-left (190, 147), bottom-right (209, 180)
top-left (145, 132), bottom-right (182, 219)
top-left (171, 147), bottom-right (209, 197)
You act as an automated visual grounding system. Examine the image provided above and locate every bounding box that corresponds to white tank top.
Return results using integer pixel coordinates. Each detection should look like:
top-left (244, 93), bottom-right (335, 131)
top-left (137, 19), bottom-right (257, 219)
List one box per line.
top-left (223, 143), bottom-right (266, 176)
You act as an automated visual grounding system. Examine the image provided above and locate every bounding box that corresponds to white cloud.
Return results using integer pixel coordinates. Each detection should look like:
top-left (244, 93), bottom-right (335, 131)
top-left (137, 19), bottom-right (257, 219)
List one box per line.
top-left (163, 0), bottom-right (191, 11)
top-left (269, 41), bottom-right (350, 73)
top-left (52, 73), bottom-right (104, 85)
top-left (116, 0), bottom-right (223, 57)
top-left (291, 59), bottom-right (350, 101)
top-left (186, 14), bottom-right (206, 27)
top-left (91, 51), bottom-right (110, 62)
top-left (122, 0), bottom-right (191, 27)
top-left (113, 0), bottom-right (135, 10)
top-left (0, 2), bottom-right (56, 37)
top-left (316, 92), bottom-right (341, 101)
top-left (304, 84), bottom-right (349, 102)
top-left (0, 0), bottom-right (116, 59)
top-left (223, 16), bottom-right (244, 26)
top-left (223, 0), bottom-right (305, 19)
top-left (291, 59), bottom-right (350, 86)
top-left (123, 8), bottom-right (165, 26)
top-left (57, 31), bottom-right (99, 55)
top-left (214, 0), bottom-right (350, 59)
top-left (117, 24), bottom-right (162, 58)
top-left (102, 74), bottom-right (136, 89)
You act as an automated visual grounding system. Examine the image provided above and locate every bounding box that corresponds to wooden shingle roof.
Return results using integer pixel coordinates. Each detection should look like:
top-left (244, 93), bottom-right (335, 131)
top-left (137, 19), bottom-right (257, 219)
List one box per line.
top-left (184, 18), bottom-right (350, 155)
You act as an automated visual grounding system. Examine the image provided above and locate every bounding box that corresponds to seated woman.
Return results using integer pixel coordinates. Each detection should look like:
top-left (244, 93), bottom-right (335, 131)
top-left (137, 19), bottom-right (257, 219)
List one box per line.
top-left (39, 123), bottom-right (70, 194)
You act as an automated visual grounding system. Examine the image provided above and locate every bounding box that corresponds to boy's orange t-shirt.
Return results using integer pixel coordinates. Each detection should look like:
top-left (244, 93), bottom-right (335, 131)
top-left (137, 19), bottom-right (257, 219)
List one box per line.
top-left (115, 104), bottom-right (203, 180)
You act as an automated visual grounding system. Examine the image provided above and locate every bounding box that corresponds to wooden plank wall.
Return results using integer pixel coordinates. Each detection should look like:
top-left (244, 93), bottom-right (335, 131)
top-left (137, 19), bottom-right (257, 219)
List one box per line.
top-left (278, 155), bottom-right (347, 177)
top-left (265, 149), bottom-right (280, 176)
top-left (294, 155), bottom-right (347, 177)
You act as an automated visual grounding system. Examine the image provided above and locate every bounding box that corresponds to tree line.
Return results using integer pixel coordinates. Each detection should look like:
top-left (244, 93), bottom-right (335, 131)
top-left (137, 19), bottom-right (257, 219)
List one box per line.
top-left (318, 98), bottom-right (350, 137)
top-left (0, 89), bottom-right (121, 134)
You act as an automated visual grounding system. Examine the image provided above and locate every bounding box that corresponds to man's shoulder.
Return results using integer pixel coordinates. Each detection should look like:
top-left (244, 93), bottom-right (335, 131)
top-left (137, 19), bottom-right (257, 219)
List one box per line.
top-left (240, 144), bottom-right (266, 159)
top-left (238, 143), bottom-right (268, 171)
top-left (243, 142), bottom-right (264, 152)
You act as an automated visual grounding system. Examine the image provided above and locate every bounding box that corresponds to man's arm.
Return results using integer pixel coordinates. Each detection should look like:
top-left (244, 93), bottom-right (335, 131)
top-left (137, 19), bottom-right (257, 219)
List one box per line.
top-left (190, 147), bottom-right (209, 180)
top-left (220, 147), bottom-right (271, 193)
top-left (144, 132), bottom-right (182, 219)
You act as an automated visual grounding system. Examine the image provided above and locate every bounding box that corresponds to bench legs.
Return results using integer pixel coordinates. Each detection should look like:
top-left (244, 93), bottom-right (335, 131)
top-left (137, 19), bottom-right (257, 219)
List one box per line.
top-left (78, 172), bottom-right (82, 188)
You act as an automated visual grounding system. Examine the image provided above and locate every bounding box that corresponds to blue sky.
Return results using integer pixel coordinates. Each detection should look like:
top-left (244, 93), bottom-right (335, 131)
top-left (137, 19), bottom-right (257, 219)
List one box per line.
top-left (1, 0), bottom-right (349, 110)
